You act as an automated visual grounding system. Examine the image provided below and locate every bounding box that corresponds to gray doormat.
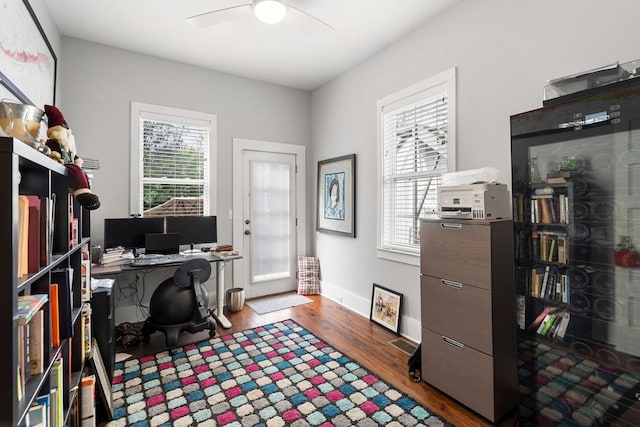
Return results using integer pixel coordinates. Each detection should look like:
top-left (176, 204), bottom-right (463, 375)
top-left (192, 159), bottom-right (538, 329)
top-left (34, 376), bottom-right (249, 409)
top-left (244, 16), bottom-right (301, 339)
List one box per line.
top-left (245, 293), bottom-right (313, 314)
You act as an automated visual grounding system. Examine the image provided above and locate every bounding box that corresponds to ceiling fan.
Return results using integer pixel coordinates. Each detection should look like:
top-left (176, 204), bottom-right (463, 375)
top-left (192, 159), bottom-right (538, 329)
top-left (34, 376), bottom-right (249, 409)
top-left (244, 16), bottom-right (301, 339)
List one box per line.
top-left (186, 0), bottom-right (335, 31)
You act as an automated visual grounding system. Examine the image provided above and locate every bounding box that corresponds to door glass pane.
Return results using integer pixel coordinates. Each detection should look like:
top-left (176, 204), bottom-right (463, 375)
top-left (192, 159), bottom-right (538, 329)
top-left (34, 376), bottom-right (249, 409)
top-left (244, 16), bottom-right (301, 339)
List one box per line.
top-left (250, 161), bottom-right (291, 282)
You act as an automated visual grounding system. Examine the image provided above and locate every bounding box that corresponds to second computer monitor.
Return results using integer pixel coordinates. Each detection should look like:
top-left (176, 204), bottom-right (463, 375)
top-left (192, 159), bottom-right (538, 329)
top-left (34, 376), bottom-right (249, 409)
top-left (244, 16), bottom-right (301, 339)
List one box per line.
top-left (104, 217), bottom-right (164, 250)
top-left (165, 215), bottom-right (217, 252)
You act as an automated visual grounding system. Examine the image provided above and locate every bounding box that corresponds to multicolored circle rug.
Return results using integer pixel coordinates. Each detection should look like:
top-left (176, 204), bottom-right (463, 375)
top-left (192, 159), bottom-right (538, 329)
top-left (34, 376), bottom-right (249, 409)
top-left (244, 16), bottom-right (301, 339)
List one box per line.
top-left (107, 319), bottom-right (452, 426)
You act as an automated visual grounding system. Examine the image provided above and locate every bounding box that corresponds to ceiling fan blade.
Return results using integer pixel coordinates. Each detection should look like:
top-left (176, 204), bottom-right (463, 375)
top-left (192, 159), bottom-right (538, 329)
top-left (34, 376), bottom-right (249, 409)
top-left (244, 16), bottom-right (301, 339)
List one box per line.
top-left (186, 4), bottom-right (252, 27)
top-left (287, 5), bottom-right (335, 31)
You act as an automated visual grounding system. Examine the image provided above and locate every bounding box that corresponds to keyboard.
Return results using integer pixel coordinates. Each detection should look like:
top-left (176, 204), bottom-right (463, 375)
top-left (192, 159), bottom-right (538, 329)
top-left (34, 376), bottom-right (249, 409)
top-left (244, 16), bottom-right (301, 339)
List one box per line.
top-left (127, 253), bottom-right (189, 268)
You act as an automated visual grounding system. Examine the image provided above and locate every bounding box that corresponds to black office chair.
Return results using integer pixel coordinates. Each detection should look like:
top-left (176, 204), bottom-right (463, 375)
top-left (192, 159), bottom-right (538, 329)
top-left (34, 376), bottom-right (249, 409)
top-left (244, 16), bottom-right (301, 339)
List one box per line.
top-left (141, 258), bottom-right (217, 346)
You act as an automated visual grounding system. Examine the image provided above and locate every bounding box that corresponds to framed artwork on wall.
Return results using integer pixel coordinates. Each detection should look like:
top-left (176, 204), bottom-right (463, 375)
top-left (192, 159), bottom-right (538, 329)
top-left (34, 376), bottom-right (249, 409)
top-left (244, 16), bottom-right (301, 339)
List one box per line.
top-left (0, 0), bottom-right (57, 107)
top-left (370, 283), bottom-right (402, 334)
top-left (316, 154), bottom-right (356, 237)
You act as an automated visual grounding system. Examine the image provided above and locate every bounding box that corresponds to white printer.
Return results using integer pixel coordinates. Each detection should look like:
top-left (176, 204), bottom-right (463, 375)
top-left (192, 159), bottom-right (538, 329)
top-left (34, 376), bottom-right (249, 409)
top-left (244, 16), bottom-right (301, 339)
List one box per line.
top-left (437, 183), bottom-right (511, 220)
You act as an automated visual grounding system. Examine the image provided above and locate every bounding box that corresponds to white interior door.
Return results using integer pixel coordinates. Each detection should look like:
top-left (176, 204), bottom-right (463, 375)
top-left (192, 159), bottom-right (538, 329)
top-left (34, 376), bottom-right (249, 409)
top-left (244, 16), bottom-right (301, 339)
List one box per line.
top-left (232, 139), bottom-right (306, 299)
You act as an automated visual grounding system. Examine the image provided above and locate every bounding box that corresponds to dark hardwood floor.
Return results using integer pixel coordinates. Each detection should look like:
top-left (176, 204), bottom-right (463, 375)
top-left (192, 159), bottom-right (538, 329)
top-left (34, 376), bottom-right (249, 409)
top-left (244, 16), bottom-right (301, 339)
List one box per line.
top-left (115, 294), bottom-right (518, 427)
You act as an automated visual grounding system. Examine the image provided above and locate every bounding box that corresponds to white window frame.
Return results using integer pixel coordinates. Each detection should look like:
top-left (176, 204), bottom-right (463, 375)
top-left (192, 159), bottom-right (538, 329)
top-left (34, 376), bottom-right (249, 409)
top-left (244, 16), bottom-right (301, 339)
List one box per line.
top-left (130, 102), bottom-right (217, 216)
top-left (376, 68), bottom-right (456, 265)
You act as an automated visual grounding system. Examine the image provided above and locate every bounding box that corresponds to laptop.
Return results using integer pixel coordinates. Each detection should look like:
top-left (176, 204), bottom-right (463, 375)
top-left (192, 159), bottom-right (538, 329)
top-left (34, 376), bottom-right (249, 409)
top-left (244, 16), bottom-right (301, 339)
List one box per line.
top-left (144, 232), bottom-right (180, 255)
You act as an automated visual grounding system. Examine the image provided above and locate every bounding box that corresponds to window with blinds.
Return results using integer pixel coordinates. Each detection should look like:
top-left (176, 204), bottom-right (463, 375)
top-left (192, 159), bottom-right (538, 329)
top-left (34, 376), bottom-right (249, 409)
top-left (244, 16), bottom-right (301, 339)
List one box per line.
top-left (377, 69), bottom-right (456, 258)
top-left (130, 102), bottom-right (217, 217)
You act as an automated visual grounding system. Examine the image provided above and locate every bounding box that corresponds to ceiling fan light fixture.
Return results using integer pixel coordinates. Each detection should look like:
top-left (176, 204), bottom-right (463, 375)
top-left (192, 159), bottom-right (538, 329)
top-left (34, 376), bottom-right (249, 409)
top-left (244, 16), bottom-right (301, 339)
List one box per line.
top-left (253, 0), bottom-right (287, 24)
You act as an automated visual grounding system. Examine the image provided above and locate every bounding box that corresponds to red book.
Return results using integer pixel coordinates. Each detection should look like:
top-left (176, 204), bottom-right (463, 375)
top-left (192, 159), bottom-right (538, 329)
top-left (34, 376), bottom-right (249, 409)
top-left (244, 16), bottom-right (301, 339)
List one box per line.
top-left (26, 196), bottom-right (41, 273)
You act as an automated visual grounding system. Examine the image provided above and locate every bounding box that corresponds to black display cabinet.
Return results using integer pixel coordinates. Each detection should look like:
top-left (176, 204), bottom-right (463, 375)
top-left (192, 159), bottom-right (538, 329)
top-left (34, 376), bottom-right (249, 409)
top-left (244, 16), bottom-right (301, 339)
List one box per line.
top-left (511, 80), bottom-right (640, 426)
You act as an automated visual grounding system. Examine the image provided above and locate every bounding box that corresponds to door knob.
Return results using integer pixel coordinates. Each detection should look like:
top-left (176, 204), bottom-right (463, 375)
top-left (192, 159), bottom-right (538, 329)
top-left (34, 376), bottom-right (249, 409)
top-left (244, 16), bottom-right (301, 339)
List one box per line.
top-left (244, 230), bottom-right (251, 235)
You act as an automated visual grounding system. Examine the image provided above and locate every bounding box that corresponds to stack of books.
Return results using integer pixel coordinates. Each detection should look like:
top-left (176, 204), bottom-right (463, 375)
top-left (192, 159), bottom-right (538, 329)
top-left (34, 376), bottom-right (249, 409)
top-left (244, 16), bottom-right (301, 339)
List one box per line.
top-left (101, 247), bottom-right (130, 266)
top-left (16, 294), bottom-right (48, 397)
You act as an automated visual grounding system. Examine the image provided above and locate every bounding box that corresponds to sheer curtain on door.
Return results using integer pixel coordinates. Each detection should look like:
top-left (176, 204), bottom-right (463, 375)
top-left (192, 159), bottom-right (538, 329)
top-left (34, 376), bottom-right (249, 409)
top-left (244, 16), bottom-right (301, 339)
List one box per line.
top-left (250, 161), bottom-right (291, 282)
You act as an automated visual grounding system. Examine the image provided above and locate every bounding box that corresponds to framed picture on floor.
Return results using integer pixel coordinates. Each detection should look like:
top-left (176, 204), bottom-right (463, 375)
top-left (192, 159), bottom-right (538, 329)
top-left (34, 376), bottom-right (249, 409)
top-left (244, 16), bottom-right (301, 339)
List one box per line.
top-left (370, 283), bottom-right (402, 334)
top-left (316, 154), bottom-right (356, 237)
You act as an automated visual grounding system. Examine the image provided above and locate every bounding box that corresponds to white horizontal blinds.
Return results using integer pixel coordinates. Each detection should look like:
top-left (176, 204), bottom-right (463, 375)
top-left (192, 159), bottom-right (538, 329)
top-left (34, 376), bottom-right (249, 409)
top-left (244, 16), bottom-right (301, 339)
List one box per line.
top-left (382, 91), bottom-right (448, 251)
top-left (140, 117), bottom-right (210, 216)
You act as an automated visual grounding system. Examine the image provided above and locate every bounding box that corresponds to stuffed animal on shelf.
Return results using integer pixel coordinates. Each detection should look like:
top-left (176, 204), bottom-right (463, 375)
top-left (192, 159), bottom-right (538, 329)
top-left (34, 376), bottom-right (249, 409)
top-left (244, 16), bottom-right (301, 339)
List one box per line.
top-left (44, 105), bottom-right (101, 210)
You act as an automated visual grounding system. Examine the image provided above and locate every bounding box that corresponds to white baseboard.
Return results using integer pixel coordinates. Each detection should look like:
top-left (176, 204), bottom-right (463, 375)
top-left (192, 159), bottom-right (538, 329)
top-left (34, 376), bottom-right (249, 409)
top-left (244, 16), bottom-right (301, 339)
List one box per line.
top-left (320, 280), bottom-right (421, 344)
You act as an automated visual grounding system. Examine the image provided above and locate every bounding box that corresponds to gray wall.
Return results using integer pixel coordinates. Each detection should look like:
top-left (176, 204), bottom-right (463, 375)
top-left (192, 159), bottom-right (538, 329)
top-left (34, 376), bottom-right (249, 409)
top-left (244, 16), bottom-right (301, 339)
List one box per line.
top-left (58, 37), bottom-right (311, 250)
top-left (56, 38), bottom-right (311, 323)
top-left (310, 0), bottom-right (640, 340)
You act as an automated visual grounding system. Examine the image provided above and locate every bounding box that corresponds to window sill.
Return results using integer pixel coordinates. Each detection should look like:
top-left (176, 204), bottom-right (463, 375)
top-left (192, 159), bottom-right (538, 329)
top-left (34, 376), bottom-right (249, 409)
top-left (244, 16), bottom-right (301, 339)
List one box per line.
top-left (376, 248), bottom-right (419, 266)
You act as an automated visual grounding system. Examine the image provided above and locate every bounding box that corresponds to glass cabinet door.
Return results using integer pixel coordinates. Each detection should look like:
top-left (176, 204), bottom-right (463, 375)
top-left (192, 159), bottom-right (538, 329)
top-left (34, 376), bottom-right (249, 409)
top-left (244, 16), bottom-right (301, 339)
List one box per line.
top-left (511, 83), bottom-right (640, 426)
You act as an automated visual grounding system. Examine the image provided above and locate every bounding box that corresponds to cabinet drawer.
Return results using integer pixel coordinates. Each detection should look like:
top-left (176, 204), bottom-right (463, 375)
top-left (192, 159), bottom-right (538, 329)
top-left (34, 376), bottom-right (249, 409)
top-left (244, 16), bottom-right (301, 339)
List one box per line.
top-left (420, 220), bottom-right (491, 289)
top-left (421, 327), bottom-right (496, 421)
top-left (420, 275), bottom-right (493, 355)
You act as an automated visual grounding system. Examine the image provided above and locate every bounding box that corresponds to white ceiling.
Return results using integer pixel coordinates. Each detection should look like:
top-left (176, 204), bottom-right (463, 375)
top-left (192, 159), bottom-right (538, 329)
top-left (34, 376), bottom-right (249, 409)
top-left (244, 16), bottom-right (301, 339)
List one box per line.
top-left (42, 0), bottom-right (460, 91)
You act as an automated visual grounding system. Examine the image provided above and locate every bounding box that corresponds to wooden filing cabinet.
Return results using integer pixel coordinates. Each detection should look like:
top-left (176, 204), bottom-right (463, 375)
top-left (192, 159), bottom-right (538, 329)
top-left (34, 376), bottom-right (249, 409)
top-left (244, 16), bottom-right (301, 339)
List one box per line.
top-left (420, 218), bottom-right (518, 422)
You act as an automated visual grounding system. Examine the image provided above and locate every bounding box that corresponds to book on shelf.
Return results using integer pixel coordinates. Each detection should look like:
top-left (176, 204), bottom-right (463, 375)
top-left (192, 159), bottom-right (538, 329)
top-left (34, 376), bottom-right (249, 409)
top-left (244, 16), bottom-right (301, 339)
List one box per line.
top-left (540, 265), bottom-right (551, 298)
top-left (28, 309), bottom-right (45, 376)
top-left (16, 362), bottom-right (22, 402)
top-left (18, 195), bottom-right (56, 276)
top-left (546, 170), bottom-right (579, 184)
top-left (535, 231), bottom-right (568, 264)
top-left (17, 323), bottom-right (29, 392)
top-left (70, 217), bottom-right (79, 249)
top-left (530, 266), bottom-right (568, 303)
top-left (49, 387), bottom-right (58, 427)
top-left (51, 268), bottom-right (74, 340)
top-left (536, 313), bottom-right (556, 336)
top-left (531, 231), bottom-right (540, 261)
top-left (555, 311), bottom-right (571, 339)
top-left (33, 394), bottom-right (50, 427)
top-left (50, 355), bottom-right (63, 427)
top-left (82, 303), bottom-right (92, 363)
top-left (26, 195), bottom-right (41, 274)
top-left (548, 238), bottom-right (556, 262)
top-left (68, 194), bottom-right (75, 249)
top-left (17, 294), bottom-right (48, 325)
top-left (67, 388), bottom-right (80, 427)
top-left (18, 195), bottom-right (29, 278)
top-left (535, 310), bottom-right (570, 339)
top-left (81, 245), bottom-right (91, 302)
top-left (81, 374), bottom-right (96, 427)
top-left (39, 197), bottom-right (52, 267)
top-left (49, 194), bottom-right (56, 255)
top-left (26, 401), bottom-right (46, 427)
top-left (49, 284), bottom-right (60, 347)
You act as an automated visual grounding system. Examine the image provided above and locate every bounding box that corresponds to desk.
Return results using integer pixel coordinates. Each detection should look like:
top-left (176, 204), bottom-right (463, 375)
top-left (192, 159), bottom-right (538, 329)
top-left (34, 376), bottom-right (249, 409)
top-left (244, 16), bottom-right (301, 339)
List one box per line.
top-left (92, 252), bottom-right (240, 329)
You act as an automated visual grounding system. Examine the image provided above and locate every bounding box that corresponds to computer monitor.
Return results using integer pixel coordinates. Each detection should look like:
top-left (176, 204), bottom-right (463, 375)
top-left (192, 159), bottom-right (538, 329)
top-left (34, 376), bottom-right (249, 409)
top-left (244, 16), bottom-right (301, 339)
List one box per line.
top-left (145, 232), bottom-right (180, 255)
top-left (165, 215), bottom-right (217, 254)
top-left (104, 217), bottom-right (164, 250)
